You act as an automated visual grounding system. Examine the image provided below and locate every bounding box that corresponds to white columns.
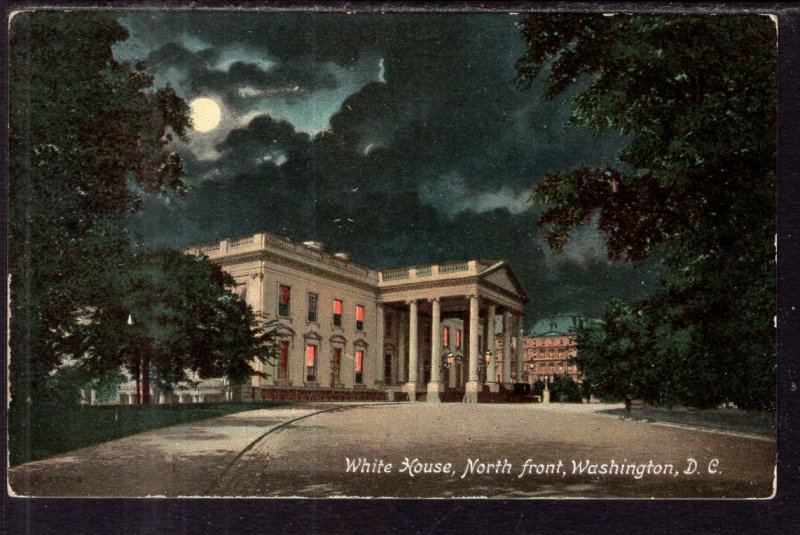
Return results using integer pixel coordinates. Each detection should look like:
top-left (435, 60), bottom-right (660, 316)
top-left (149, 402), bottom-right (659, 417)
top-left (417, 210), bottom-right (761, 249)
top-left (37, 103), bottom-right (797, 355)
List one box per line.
top-left (427, 298), bottom-right (443, 402)
top-left (486, 304), bottom-right (498, 392)
top-left (397, 312), bottom-right (406, 384)
top-left (515, 314), bottom-right (525, 383)
top-left (502, 311), bottom-right (512, 386)
top-left (447, 318), bottom-right (459, 389)
top-left (405, 300), bottom-right (419, 400)
top-left (465, 294), bottom-right (481, 403)
top-left (375, 303), bottom-right (385, 385)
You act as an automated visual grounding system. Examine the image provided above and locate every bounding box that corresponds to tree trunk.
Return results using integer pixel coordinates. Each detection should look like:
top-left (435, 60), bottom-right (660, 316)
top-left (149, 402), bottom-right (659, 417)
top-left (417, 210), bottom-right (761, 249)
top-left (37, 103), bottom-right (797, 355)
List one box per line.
top-left (134, 358), bottom-right (141, 405)
top-left (141, 353), bottom-right (150, 405)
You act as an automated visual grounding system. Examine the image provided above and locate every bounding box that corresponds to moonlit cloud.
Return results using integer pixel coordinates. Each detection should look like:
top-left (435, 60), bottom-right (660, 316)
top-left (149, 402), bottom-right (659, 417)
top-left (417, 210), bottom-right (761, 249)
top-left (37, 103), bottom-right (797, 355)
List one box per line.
top-left (421, 171), bottom-right (535, 218)
top-left (120, 12), bottom-right (658, 321)
top-left (214, 45), bottom-right (275, 72)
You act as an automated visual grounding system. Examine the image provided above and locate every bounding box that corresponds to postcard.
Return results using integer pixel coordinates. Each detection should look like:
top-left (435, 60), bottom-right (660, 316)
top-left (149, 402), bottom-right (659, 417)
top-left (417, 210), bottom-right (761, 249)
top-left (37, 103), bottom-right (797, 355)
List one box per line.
top-left (6, 7), bottom-right (778, 501)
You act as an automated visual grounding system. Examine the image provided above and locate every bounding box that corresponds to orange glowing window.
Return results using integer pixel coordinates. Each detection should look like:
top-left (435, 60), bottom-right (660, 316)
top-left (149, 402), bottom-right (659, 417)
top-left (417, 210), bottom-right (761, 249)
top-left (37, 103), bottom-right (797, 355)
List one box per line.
top-left (278, 340), bottom-right (289, 379)
top-left (306, 344), bottom-right (317, 382)
top-left (334, 348), bottom-right (342, 366)
top-left (333, 299), bottom-right (343, 327)
top-left (356, 305), bottom-right (365, 330)
top-left (456, 329), bottom-right (462, 347)
top-left (278, 285), bottom-right (291, 316)
top-left (443, 327), bottom-right (450, 346)
top-left (355, 350), bottom-right (364, 384)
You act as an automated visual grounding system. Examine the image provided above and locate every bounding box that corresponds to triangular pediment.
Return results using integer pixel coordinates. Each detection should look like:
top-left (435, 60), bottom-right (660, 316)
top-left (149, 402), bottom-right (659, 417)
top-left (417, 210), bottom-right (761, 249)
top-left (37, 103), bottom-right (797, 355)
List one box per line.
top-left (478, 262), bottom-right (528, 301)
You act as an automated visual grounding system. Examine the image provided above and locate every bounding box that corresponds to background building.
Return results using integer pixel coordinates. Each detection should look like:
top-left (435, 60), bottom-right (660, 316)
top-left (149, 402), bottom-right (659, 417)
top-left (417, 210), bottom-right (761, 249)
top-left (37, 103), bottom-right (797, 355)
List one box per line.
top-left (522, 315), bottom-right (586, 383)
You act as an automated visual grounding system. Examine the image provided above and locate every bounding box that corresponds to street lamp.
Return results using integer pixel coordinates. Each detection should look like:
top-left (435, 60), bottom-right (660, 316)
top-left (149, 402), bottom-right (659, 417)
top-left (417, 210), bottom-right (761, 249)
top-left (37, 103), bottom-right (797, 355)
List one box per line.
top-left (485, 351), bottom-right (492, 382)
top-left (441, 348), bottom-right (463, 370)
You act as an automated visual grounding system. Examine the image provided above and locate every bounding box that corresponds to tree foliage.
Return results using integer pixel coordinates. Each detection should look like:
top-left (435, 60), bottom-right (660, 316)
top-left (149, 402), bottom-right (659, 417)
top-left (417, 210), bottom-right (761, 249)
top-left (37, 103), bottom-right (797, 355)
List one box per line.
top-left (9, 12), bottom-right (277, 407)
top-left (80, 250), bottom-right (276, 392)
top-left (9, 12), bottom-right (189, 404)
top-left (549, 374), bottom-right (584, 403)
top-left (516, 14), bottom-right (776, 410)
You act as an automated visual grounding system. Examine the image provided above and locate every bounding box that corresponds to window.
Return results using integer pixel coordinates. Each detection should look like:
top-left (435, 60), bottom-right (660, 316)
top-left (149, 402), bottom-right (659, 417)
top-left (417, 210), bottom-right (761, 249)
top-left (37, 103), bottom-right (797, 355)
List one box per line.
top-left (277, 340), bottom-right (289, 380)
top-left (278, 284), bottom-right (291, 316)
top-left (333, 299), bottom-right (343, 327)
top-left (306, 344), bottom-right (317, 382)
top-left (307, 292), bottom-right (318, 323)
top-left (332, 347), bottom-right (342, 384)
top-left (235, 284), bottom-right (247, 301)
top-left (355, 349), bottom-right (364, 384)
top-left (456, 329), bottom-right (462, 348)
top-left (356, 304), bottom-right (365, 331)
top-left (384, 313), bottom-right (392, 336)
top-left (443, 326), bottom-right (450, 347)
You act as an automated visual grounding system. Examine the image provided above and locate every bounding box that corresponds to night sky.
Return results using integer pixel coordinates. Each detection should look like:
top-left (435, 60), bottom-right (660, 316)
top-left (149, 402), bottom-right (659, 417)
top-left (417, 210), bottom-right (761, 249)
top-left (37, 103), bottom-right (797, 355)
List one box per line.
top-left (115, 11), bottom-right (659, 324)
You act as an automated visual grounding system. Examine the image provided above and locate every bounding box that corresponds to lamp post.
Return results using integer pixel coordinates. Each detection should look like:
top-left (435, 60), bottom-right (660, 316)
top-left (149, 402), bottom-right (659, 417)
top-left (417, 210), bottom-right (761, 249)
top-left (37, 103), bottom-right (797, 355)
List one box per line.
top-left (128, 314), bottom-right (140, 405)
top-left (441, 348), bottom-right (464, 389)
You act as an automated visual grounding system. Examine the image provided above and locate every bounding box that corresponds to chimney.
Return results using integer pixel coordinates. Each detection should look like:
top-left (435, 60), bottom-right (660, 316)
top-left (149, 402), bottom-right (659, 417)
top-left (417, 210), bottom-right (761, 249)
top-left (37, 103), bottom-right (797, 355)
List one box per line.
top-left (334, 252), bottom-right (349, 261)
top-left (302, 241), bottom-right (325, 251)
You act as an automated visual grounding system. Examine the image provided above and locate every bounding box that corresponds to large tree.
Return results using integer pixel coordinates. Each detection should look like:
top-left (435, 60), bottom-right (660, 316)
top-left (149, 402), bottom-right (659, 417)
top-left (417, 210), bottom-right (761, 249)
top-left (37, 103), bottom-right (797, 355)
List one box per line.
top-left (78, 250), bottom-right (275, 403)
top-left (9, 11), bottom-right (189, 403)
top-left (516, 14), bottom-right (776, 409)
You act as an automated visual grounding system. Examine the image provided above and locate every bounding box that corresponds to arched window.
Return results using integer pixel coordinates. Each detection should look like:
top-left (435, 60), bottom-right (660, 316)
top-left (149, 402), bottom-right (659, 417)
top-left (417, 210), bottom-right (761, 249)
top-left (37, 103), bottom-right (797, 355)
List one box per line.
top-left (353, 340), bottom-right (369, 385)
top-left (306, 345), bottom-right (317, 382)
top-left (274, 325), bottom-right (295, 385)
top-left (303, 331), bottom-right (322, 385)
top-left (330, 335), bottom-right (347, 386)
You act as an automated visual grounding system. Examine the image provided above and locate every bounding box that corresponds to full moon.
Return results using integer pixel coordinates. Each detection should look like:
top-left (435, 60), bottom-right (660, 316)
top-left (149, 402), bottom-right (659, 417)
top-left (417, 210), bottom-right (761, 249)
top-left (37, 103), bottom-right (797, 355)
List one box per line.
top-left (189, 97), bottom-right (222, 132)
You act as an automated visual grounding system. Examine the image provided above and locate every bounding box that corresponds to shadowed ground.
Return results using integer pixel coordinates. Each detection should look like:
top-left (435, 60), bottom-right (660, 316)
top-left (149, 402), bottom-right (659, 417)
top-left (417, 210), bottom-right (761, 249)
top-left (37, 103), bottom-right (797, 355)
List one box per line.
top-left (8, 403), bottom-right (775, 498)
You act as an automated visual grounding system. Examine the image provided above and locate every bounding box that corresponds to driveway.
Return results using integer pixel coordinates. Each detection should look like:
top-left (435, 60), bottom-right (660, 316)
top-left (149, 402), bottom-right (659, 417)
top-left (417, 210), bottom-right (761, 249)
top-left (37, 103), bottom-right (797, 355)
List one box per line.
top-left (8, 403), bottom-right (775, 498)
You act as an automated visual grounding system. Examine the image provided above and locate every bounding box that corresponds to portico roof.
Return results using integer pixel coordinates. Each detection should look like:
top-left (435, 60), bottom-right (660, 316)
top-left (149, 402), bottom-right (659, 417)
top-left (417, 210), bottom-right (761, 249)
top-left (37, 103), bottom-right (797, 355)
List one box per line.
top-left (377, 259), bottom-right (528, 313)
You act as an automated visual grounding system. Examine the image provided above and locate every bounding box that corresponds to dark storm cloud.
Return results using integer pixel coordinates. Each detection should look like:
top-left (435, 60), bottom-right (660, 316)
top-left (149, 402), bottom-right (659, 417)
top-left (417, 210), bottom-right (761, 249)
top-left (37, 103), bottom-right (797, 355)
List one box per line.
top-left (122, 11), bottom-right (657, 323)
top-left (140, 41), bottom-right (338, 111)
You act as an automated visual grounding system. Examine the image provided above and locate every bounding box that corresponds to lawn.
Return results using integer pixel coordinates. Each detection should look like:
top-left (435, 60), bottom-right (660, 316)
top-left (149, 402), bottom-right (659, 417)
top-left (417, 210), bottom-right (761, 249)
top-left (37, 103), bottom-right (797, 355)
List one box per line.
top-left (8, 401), bottom-right (288, 466)
top-left (600, 406), bottom-right (776, 437)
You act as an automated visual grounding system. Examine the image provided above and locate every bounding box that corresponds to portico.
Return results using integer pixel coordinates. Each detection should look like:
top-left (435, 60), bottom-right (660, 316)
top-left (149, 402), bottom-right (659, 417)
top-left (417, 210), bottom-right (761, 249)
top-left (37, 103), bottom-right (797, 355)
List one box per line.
top-left (377, 260), bottom-right (528, 403)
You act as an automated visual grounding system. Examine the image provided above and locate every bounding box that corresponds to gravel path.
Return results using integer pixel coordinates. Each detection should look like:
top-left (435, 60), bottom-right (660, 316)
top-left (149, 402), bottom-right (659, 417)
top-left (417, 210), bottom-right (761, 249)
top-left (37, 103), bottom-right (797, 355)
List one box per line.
top-left (8, 403), bottom-right (775, 498)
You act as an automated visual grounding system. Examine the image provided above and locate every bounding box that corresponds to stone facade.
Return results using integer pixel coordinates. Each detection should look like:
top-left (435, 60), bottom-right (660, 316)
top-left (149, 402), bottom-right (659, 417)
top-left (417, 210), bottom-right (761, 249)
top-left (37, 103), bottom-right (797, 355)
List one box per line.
top-left (516, 315), bottom-right (586, 383)
top-left (178, 231), bottom-right (530, 403)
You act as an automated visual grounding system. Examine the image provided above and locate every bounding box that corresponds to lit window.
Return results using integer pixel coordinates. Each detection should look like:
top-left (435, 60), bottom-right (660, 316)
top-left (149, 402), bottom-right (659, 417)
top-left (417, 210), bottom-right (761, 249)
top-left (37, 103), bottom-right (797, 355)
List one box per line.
top-left (456, 329), bottom-right (462, 348)
top-left (355, 350), bottom-right (364, 384)
top-left (306, 344), bottom-right (317, 382)
top-left (278, 284), bottom-right (291, 316)
top-left (307, 292), bottom-right (318, 323)
top-left (356, 304), bottom-right (365, 331)
top-left (278, 340), bottom-right (289, 380)
top-left (443, 326), bottom-right (450, 347)
top-left (333, 299), bottom-right (343, 327)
